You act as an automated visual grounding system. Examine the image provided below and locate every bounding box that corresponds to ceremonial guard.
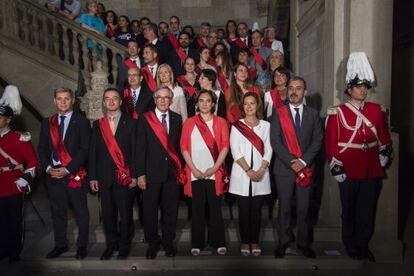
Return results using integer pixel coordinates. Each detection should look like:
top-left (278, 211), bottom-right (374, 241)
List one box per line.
top-left (325, 52), bottom-right (392, 262)
top-left (0, 86), bottom-right (38, 264)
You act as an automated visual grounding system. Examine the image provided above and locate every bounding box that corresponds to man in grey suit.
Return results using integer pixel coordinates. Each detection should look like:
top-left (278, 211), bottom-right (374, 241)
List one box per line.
top-left (270, 76), bottom-right (323, 259)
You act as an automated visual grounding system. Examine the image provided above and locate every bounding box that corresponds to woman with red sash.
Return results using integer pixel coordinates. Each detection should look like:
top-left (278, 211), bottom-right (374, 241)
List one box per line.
top-left (197, 47), bottom-right (216, 72)
top-left (215, 51), bottom-right (232, 92)
top-left (104, 10), bottom-right (118, 39)
top-left (196, 69), bottom-right (226, 119)
top-left (180, 89), bottom-right (229, 256)
top-left (229, 92), bottom-right (272, 256)
top-left (225, 63), bottom-right (260, 124)
top-left (263, 66), bottom-right (290, 119)
top-left (177, 57), bottom-right (200, 117)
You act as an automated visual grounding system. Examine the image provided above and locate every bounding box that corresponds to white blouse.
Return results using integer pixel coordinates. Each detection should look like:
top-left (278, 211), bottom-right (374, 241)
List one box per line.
top-left (263, 91), bottom-right (274, 119)
top-left (169, 85), bottom-right (188, 121)
top-left (229, 119), bottom-right (273, 197)
top-left (190, 120), bottom-right (215, 181)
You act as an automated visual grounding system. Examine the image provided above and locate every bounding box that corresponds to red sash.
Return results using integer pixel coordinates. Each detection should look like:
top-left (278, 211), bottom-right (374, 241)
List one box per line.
top-left (250, 48), bottom-right (267, 70)
top-left (124, 58), bottom-right (138, 69)
top-left (233, 39), bottom-right (266, 70)
top-left (207, 56), bottom-right (217, 68)
top-left (123, 88), bottom-right (139, 120)
top-left (106, 25), bottom-right (115, 38)
top-left (217, 71), bottom-right (229, 91)
top-left (194, 114), bottom-right (229, 185)
top-left (167, 33), bottom-right (180, 49)
top-left (233, 38), bottom-right (248, 48)
top-left (249, 67), bottom-right (257, 80)
top-left (143, 112), bottom-right (185, 185)
top-left (272, 91), bottom-right (312, 187)
top-left (232, 120), bottom-right (264, 156)
top-left (262, 39), bottom-right (272, 48)
top-left (197, 37), bottom-right (207, 48)
top-left (177, 75), bottom-right (197, 97)
top-left (98, 117), bottom-right (132, 185)
top-left (141, 66), bottom-right (157, 92)
top-left (48, 115), bottom-right (86, 189)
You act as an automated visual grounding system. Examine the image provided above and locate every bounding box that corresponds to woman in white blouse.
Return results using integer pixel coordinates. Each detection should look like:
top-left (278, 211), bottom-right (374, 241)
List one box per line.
top-left (229, 92), bottom-right (273, 256)
top-left (156, 63), bottom-right (188, 121)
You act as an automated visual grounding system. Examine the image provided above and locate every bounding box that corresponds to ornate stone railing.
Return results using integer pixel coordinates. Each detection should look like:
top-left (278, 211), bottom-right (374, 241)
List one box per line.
top-left (0, 0), bottom-right (126, 89)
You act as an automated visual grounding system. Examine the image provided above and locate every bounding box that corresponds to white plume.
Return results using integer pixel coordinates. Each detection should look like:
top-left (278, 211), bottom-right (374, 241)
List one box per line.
top-left (252, 22), bottom-right (260, 32)
top-left (346, 52), bottom-right (375, 84)
top-left (0, 85), bottom-right (22, 115)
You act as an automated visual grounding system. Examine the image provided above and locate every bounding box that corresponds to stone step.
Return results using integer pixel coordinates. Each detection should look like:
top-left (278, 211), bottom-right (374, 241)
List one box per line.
top-left (21, 241), bottom-right (363, 272)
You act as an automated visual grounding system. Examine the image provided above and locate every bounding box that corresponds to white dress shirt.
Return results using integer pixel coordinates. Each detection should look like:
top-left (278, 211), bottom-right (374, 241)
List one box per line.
top-left (155, 107), bottom-right (169, 133)
top-left (148, 64), bottom-right (158, 78)
top-left (229, 119), bottom-right (273, 197)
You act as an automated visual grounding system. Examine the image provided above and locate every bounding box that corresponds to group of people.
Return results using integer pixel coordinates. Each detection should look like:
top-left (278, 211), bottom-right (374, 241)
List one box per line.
top-left (0, 0), bottom-right (392, 267)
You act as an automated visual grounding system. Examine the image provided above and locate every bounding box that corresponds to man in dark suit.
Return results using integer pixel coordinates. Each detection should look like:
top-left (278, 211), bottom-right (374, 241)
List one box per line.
top-left (140, 22), bottom-right (171, 64)
top-left (230, 22), bottom-right (252, 64)
top-left (136, 87), bottom-right (183, 259)
top-left (89, 88), bottom-right (137, 260)
top-left (167, 31), bottom-right (199, 78)
top-left (117, 40), bottom-right (143, 91)
top-left (121, 67), bottom-right (154, 119)
top-left (38, 87), bottom-right (91, 259)
top-left (270, 77), bottom-right (323, 259)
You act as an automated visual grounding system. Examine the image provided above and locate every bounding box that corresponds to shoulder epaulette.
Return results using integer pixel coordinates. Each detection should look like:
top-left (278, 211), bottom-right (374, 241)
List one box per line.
top-left (327, 105), bottom-right (338, 115)
top-left (19, 132), bottom-right (31, 142)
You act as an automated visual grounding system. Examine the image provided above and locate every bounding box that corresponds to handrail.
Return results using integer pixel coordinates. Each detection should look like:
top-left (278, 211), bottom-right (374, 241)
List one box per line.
top-left (0, 0), bottom-right (127, 88)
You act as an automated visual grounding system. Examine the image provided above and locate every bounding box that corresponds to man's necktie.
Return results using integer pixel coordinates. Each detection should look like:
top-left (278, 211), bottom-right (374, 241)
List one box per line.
top-left (132, 90), bottom-right (138, 106)
top-left (150, 66), bottom-right (154, 77)
top-left (294, 108), bottom-right (301, 133)
top-left (53, 115), bottom-right (66, 162)
top-left (109, 116), bottom-right (116, 135)
top-left (161, 113), bottom-right (168, 133)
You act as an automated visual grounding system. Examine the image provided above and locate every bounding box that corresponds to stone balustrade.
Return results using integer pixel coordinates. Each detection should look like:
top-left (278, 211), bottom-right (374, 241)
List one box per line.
top-left (0, 0), bottom-right (126, 89)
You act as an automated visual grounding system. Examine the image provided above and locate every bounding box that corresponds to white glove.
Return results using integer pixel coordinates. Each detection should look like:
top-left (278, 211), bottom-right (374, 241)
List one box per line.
top-left (334, 174), bottom-right (347, 183)
top-left (379, 154), bottom-right (389, 167)
top-left (16, 178), bottom-right (29, 187)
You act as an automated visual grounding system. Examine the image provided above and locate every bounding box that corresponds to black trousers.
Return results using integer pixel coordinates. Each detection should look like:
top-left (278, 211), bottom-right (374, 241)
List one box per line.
top-left (191, 179), bottom-right (225, 249)
top-left (142, 170), bottom-right (180, 248)
top-left (0, 194), bottom-right (23, 258)
top-left (47, 176), bottom-right (89, 248)
top-left (236, 193), bottom-right (266, 244)
top-left (338, 178), bottom-right (382, 252)
top-left (275, 174), bottom-right (311, 247)
top-left (100, 184), bottom-right (135, 251)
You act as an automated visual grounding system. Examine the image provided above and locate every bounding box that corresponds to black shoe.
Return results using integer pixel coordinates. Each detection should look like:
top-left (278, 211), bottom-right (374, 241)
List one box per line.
top-left (164, 246), bottom-right (176, 257)
top-left (76, 247), bottom-right (87, 260)
top-left (117, 248), bottom-right (130, 260)
top-left (298, 246), bottom-right (316, 259)
top-left (360, 249), bottom-right (376, 263)
top-left (146, 246), bottom-right (159, 259)
top-left (100, 246), bottom-right (116, 260)
top-left (46, 246), bottom-right (68, 259)
top-left (274, 244), bottom-right (288, 258)
top-left (346, 248), bottom-right (359, 260)
top-left (8, 256), bottom-right (20, 264)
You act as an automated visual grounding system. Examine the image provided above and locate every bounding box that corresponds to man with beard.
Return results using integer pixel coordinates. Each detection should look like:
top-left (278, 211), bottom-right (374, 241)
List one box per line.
top-left (168, 31), bottom-right (199, 77)
top-left (270, 77), bottom-right (323, 259)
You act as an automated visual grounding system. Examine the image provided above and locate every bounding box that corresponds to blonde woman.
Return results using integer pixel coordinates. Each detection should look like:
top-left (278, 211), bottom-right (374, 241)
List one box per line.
top-left (156, 64), bottom-right (188, 121)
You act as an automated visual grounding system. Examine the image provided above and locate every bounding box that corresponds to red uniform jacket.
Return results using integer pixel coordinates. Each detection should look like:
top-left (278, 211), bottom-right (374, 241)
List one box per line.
top-left (0, 130), bottom-right (38, 197)
top-left (180, 115), bottom-right (229, 197)
top-left (325, 102), bottom-right (391, 179)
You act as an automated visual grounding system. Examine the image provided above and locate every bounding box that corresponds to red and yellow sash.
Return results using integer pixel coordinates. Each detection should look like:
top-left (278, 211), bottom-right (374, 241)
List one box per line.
top-left (98, 117), bottom-right (132, 185)
top-left (143, 112), bottom-right (185, 185)
top-left (49, 115), bottom-right (86, 188)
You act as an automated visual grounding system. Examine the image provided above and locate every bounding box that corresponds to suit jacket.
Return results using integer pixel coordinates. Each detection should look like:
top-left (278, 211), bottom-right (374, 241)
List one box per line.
top-left (270, 104), bottom-right (323, 178)
top-left (121, 85), bottom-right (155, 117)
top-left (136, 110), bottom-right (183, 183)
top-left (38, 111), bottom-right (91, 176)
top-left (88, 113), bottom-right (137, 188)
top-left (167, 47), bottom-right (199, 78)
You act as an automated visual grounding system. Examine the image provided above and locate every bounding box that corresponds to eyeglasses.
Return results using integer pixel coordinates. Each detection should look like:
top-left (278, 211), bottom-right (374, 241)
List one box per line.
top-left (155, 96), bottom-right (172, 101)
